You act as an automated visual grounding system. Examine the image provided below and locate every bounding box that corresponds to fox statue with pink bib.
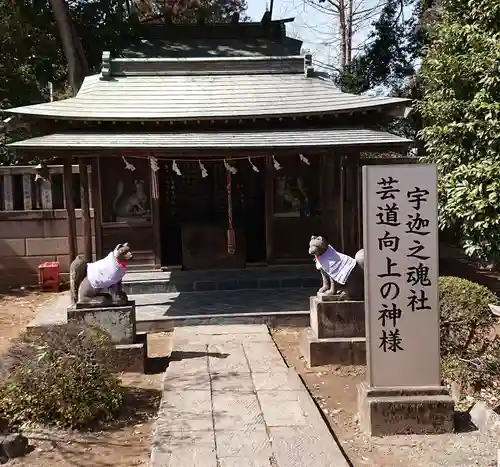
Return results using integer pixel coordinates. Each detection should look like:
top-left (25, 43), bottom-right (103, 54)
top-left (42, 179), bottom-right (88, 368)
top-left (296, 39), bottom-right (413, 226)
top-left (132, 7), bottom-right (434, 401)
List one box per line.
top-left (70, 243), bottom-right (133, 306)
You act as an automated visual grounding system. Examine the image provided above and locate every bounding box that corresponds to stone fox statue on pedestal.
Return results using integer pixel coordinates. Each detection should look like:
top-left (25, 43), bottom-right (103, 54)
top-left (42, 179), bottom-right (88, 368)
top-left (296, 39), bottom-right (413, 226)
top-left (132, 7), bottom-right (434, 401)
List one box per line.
top-left (308, 235), bottom-right (365, 300)
top-left (70, 243), bottom-right (133, 306)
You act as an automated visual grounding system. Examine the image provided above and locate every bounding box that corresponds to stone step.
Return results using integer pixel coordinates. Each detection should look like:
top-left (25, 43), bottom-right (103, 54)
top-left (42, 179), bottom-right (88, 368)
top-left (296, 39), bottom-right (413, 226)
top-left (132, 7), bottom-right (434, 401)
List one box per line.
top-left (137, 311), bottom-right (309, 333)
top-left (131, 288), bottom-right (314, 332)
top-left (123, 264), bottom-right (319, 295)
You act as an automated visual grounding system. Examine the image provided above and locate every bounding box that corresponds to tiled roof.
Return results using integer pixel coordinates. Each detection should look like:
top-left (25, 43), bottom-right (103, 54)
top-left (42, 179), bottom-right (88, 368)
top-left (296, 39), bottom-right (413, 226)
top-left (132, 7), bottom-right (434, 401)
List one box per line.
top-left (8, 128), bottom-right (413, 150)
top-left (6, 54), bottom-right (410, 121)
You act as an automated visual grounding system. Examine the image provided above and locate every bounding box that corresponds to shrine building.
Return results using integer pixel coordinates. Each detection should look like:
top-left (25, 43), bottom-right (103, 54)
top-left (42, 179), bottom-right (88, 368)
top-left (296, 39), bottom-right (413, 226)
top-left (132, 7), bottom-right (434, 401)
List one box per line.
top-left (5, 17), bottom-right (413, 272)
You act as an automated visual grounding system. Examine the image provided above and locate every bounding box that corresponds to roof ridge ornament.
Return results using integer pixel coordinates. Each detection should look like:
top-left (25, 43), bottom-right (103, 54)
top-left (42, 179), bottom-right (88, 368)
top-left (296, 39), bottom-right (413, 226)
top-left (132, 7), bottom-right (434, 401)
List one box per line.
top-left (100, 51), bottom-right (112, 81)
top-left (304, 52), bottom-right (314, 78)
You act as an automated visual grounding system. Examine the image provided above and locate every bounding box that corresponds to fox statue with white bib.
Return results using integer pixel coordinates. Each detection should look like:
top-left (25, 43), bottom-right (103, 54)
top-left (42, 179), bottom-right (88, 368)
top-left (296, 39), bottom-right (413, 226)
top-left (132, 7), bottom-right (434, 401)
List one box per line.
top-left (308, 235), bottom-right (364, 301)
top-left (70, 243), bottom-right (133, 306)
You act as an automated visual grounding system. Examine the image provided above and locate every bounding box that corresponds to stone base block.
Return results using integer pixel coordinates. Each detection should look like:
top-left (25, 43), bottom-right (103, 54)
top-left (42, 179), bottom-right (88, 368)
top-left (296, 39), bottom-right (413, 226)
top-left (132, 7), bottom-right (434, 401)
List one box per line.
top-left (109, 342), bottom-right (147, 373)
top-left (310, 296), bottom-right (365, 338)
top-left (67, 301), bottom-right (136, 344)
top-left (300, 327), bottom-right (366, 367)
top-left (357, 382), bottom-right (455, 436)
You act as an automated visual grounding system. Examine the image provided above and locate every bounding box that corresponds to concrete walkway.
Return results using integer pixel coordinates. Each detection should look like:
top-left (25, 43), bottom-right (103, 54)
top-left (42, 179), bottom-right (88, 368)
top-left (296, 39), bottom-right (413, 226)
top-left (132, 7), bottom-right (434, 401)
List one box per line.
top-left (150, 325), bottom-right (350, 467)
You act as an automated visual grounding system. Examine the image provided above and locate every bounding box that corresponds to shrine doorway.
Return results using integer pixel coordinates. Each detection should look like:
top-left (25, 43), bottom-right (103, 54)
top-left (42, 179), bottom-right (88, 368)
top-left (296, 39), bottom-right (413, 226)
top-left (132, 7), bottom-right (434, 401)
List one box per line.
top-left (158, 158), bottom-right (266, 269)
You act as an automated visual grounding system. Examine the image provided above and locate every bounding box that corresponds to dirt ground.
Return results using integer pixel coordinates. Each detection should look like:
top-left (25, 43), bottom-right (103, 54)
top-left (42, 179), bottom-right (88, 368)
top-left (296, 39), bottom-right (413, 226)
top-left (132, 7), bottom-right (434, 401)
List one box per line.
top-left (0, 290), bottom-right (168, 467)
top-left (272, 328), bottom-right (500, 467)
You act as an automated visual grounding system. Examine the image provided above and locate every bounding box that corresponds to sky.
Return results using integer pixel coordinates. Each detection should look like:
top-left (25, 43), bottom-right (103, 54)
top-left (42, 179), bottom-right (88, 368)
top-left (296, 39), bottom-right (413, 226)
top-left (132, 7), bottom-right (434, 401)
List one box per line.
top-left (245, 0), bottom-right (377, 68)
top-left (245, 0), bottom-right (413, 72)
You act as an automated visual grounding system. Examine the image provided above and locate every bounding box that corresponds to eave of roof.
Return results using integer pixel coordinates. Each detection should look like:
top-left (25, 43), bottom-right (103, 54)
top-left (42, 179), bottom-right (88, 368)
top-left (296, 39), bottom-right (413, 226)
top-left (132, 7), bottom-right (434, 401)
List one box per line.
top-left (8, 128), bottom-right (413, 151)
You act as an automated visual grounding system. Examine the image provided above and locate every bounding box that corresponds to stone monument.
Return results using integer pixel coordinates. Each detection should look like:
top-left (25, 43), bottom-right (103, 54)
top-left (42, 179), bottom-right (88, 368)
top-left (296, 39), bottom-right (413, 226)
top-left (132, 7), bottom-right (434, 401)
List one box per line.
top-left (300, 236), bottom-right (366, 366)
top-left (358, 164), bottom-right (454, 436)
top-left (67, 243), bottom-right (146, 372)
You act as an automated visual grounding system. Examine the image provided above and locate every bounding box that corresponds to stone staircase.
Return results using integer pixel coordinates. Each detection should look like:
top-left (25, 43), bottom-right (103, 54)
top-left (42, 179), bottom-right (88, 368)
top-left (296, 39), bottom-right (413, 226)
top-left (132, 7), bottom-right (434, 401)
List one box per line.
top-left (121, 264), bottom-right (318, 330)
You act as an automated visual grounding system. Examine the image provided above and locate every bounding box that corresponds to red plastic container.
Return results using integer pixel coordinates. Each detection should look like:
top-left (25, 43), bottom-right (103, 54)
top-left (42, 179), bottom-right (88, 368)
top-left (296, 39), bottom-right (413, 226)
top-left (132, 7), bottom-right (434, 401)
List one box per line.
top-left (38, 261), bottom-right (60, 292)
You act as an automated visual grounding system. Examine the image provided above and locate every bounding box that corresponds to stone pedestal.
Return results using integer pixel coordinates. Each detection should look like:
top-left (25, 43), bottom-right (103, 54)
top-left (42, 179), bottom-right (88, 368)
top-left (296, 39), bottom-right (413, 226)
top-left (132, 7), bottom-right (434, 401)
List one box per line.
top-left (67, 301), bottom-right (146, 373)
top-left (357, 382), bottom-right (455, 436)
top-left (67, 301), bottom-right (137, 344)
top-left (300, 296), bottom-right (366, 367)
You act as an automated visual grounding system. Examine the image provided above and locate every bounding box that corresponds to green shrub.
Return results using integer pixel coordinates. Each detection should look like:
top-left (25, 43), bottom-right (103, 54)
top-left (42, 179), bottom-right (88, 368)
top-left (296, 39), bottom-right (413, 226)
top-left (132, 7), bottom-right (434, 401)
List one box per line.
top-left (439, 276), bottom-right (500, 392)
top-left (0, 322), bottom-right (123, 429)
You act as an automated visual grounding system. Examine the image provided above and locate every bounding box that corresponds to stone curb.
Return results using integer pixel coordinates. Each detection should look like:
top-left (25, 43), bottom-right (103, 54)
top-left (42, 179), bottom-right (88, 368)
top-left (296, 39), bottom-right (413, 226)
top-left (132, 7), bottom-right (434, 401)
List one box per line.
top-left (286, 369), bottom-right (352, 467)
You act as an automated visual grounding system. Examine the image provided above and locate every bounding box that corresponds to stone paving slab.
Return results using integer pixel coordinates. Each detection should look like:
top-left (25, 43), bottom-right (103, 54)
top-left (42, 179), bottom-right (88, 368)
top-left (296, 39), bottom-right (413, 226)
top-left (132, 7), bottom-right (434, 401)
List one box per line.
top-left (150, 325), bottom-right (350, 467)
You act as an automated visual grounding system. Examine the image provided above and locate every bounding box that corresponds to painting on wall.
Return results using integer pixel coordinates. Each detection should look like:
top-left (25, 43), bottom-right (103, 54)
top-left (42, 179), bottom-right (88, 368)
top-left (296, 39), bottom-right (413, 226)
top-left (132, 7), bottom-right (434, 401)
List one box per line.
top-left (101, 157), bottom-right (151, 224)
top-left (274, 175), bottom-right (312, 217)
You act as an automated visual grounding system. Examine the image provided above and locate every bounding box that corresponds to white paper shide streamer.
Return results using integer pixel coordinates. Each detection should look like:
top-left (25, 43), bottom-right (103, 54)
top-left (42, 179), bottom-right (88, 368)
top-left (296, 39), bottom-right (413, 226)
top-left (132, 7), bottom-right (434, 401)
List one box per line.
top-left (299, 154), bottom-right (310, 165)
top-left (224, 160), bottom-right (237, 174)
top-left (172, 160), bottom-right (182, 176)
top-left (122, 156), bottom-right (136, 171)
top-left (198, 160), bottom-right (208, 178)
top-left (149, 156), bottom-right (159, 172)
top-left (248, 157), bottom-right (259, 173)
top-left (272, 155), bottom-right (281, 170)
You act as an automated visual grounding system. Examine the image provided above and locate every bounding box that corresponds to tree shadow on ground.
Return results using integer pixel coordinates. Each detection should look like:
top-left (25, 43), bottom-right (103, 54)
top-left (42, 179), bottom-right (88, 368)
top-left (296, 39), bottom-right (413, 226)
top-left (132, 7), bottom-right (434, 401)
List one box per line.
top-left (145, 349), bottom-right (230, 375)
top-left (454, 410), bottom-right (478, 433)
top-left (169, 350), bottom-right (230, 361)
top-left (96, 386), bottom-right (162, 433)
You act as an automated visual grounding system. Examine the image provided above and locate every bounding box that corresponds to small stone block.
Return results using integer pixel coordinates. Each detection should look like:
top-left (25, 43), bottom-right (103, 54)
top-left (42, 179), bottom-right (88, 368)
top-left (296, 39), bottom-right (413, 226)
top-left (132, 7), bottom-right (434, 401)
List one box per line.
top-left (300, 327), bottom-right (366, 367)
top-left (0, 433), bottom-right (29, 459)
top-left (357, 382), bottom-right (455, 436)
top-left (109, 342), bottom-right (146, 373)
top-left (67, 302), bottom-right (136, 344)
top-left (310, 297), bottom-right (365, 339)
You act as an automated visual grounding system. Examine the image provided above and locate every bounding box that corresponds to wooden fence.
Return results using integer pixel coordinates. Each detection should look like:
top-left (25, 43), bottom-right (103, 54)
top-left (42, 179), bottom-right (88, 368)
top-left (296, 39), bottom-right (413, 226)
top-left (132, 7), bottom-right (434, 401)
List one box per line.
top-left (0, 165), bottom-right (91, 212)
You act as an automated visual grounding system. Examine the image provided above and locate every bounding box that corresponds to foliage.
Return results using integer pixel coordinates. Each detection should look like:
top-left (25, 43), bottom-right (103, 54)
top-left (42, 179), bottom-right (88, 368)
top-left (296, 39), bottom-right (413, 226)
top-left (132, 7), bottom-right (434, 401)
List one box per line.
top-left (134, 0), bottom-right (248, 23)
top-left (0, 322), bottom-right (123, 429)
top-left (418, 0), bottom-right (500, 261)
top-left (439, 276), bottom-right (500, 392)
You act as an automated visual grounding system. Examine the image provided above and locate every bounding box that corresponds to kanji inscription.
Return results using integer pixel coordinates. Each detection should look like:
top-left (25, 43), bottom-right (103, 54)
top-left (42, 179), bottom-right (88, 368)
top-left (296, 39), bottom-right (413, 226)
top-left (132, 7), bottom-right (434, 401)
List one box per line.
top-left (362, 164), bottom-right (440, 388)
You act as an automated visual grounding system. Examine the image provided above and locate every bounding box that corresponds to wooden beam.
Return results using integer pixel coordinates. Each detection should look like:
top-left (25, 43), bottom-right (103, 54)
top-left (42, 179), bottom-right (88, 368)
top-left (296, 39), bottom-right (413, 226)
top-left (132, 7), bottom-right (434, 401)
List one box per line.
top-left (91, 157), bottom-right (103, 259)
top-left (265, 154), bottom-right (274, 263)
top-left (63, 158), bottom-right (78, 262)
top-left (79, 159), bottom-right (92, 262)
top-left (339, 155), bottom-right (345, 252)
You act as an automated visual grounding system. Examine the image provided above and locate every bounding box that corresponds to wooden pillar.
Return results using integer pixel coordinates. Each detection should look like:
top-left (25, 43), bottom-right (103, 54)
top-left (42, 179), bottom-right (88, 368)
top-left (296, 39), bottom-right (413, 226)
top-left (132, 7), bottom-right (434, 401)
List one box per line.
top-left (91, 157), bottom-right (103, 259)
top-left (339, 155), bottom-right (345, 252)
top-left (63, 158), bottom-right (78, 262)
top-left (79, 159), bottom-right (92, 262)
top-left (342, 152), bottom-right (361, 255)
top-left (264, 154), bottom-right (274, 263)
top-left (150, 156), bottom-right (162, 268)
top-left (320, 154), bottom-right (338, 246)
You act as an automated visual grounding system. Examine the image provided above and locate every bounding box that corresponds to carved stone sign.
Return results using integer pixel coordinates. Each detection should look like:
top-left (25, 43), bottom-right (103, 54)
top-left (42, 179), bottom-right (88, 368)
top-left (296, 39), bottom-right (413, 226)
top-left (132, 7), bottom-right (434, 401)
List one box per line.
top-left (362, 164), bottom-right (440, 388)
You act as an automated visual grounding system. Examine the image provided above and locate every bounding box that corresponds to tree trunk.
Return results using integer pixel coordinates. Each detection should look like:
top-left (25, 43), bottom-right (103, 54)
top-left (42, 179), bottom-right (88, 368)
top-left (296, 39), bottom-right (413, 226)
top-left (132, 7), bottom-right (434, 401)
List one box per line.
top-left (346, 0), bottom-right (353, 65)
top-left (338, 0), bottom-right (347, 68)
top-left (50, 0), bottom-right (88, 95)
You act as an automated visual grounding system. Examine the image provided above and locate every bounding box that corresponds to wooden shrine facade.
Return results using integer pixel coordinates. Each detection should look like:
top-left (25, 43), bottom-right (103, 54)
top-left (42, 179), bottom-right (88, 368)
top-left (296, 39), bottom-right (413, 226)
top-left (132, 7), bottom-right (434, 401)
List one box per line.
top-left (5, 23), bottom-right (413, 271)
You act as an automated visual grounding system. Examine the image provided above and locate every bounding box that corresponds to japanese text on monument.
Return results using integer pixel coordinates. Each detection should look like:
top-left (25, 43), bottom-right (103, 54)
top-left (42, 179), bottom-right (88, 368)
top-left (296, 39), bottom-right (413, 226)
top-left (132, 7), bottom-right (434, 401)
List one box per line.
top-left (363, 164), bottom-right (440, 387)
